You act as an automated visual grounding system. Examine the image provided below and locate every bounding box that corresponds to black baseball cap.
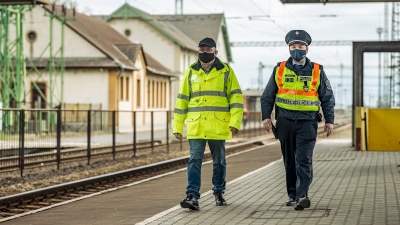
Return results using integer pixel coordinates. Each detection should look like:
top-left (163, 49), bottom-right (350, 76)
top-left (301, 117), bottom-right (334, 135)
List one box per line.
top-left (198, 37), bottom-right (216, 48)
top-left (285, 30), bottom-right (312, 46)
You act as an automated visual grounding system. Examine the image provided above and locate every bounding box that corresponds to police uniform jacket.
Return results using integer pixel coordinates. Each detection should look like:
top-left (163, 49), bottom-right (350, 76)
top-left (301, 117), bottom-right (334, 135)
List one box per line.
top-left (173, 58), bottom-right (244, 140)
top-left (260, 57), bottom-right (335, 124)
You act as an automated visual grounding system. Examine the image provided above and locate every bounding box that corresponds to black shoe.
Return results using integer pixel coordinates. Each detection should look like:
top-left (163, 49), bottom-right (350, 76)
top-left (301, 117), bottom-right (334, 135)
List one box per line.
top-left (214, 192), bottom-right (227, 206)
top-left (285, 198), bottom-right (296, 206)
top-left (294, 197), bottom-right (311, 210)
top-left (180, 194), bottom-right (199, 210)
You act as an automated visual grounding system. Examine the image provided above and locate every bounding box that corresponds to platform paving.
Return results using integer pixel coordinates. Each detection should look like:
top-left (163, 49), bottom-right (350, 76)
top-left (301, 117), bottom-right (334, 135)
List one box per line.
top-left (1, 126), bottom-right (399, 225)
top-left (138, 129), bottom-right (400, 225)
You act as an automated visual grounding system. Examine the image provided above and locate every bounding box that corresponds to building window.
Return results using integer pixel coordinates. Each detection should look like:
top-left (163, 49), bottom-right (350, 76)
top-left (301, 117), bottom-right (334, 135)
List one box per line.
top-left (31, 82), bottom-right (46, 109)
top-left (151, 80), bottom-right (156, 108)
top-left (125, 77), bottom-right (129, 101)
top-left (124, 29), bottom-right (131, 37)
top-left (155, 81), bottom-right (159, 108)
top-left (119, 76), bottom-right (124, 101)
top-left (136, 79), bottom-right (141, 107)
top-left (163, 82), bottom-right (166, 108)
top-left (147, 80), bottom-right (151, 108)
top-left (26, 31), bottom-right (37, 43)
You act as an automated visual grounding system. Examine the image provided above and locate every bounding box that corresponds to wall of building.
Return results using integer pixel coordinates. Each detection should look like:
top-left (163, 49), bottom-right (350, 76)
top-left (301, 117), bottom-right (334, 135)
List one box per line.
top-left (21, 6), bottom-right (105, 59)
top-left (108, 19), bottom-right (178, 73)
top-left (109, 19), bottom-right (197, 113)
top-left (216, 26), bottom-right (228, 63)
top-left (27, 68), bottom-right (110, 109)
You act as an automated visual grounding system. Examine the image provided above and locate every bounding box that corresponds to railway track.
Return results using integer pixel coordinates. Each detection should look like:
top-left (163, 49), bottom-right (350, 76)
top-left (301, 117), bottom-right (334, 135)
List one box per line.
top-left (0, 115), bottom-right (351, 174)
top-left (0, 116), bottom-right (351, 221)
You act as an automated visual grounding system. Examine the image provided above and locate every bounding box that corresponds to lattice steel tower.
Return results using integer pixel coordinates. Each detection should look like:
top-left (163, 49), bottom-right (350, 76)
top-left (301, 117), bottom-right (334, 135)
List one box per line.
top-left (391, 2), bottom-right (400, 107)
top-left (0, 5), bottom-right (27, 109)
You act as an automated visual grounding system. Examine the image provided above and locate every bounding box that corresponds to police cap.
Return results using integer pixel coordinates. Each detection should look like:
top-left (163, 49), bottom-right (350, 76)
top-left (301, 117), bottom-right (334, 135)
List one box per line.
top-left (285, 30), bottom-right (312, 46)
top-left (198, 37), bottom-right (216, 48)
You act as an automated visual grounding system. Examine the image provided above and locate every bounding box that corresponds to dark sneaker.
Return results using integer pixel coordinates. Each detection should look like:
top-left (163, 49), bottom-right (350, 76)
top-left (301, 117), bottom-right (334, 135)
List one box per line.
top-left (214, 192), bottom-right (227, 206)
top-left (180, 194), bottom-right (199, 210)
top-left (285, 198), bottom-right (296, 206)
top-left (294, 197), bottom-right (311, 210)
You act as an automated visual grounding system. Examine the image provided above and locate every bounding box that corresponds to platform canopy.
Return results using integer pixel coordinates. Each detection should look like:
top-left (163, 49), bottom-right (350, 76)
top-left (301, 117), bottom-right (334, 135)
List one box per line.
top-left (281, 0), bottom-right (398, 3)
top-left (0, 0), bottom-right (50, 5)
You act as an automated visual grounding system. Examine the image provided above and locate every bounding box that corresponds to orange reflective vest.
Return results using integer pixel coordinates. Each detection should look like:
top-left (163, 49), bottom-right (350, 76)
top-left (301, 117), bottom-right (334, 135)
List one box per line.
top-left (275, 61), bottom-right (321, 111)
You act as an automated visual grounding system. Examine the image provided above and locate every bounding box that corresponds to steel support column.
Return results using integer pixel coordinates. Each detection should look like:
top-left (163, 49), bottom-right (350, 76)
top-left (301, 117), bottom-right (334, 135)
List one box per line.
top-left (352, 41), bottom-right (400, 147)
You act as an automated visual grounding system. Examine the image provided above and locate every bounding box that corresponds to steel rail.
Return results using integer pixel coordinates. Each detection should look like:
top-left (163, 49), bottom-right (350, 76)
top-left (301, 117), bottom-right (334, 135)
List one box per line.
top-left (0, 116), bottom-right (351, 211)
top-left (0, 138), bottom-right (264, 209)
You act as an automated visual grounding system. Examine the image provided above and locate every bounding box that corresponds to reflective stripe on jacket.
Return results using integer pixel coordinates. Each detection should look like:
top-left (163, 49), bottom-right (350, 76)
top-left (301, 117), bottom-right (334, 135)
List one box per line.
top-left (274, 61), bottom-right (321, 111)
top-left (173, 58), bottom-right (243, 140)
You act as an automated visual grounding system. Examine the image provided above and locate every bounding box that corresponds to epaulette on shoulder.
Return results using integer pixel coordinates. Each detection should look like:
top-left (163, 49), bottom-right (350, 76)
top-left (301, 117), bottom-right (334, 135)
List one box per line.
top-left (312, 62), bottom-right (324, 70)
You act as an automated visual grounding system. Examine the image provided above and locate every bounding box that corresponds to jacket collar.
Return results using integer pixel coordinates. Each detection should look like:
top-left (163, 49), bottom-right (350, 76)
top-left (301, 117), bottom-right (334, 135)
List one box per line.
top-left (191, 57), bottom-right (225, 72)
top-left (286, 57), bottom-right (313, 75)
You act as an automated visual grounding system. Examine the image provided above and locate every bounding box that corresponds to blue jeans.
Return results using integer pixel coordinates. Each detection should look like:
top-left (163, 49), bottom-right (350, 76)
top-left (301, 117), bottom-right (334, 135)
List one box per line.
top-left (186, 139), bottom-right (226, 200)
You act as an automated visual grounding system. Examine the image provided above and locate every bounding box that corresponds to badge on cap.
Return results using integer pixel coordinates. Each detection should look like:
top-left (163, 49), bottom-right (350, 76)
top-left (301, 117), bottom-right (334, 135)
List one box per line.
top-left (296, 31), bottom-right (299, 35)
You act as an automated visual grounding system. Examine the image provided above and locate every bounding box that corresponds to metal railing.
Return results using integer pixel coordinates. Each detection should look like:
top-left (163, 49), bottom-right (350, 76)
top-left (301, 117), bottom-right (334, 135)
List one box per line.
top-left (0, 108), bottom-right (263, 176)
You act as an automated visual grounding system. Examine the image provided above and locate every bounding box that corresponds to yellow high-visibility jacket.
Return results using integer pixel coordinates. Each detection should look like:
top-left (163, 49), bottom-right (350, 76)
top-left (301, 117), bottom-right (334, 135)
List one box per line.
top-left (173, 58), bottom-right (243, 140)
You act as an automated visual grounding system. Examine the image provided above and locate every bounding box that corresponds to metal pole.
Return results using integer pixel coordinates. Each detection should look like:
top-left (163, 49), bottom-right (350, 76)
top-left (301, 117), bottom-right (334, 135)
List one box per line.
top-left (133, 111), bottom-right (136, 157)
top-left (19, 109), bottom-right (25, 177)
top-left (63, 103), bottom-right (66, 133)
top-left (61, 18), bottom-right (65, 105)
top-left (112, 111), bottom-right (116, 160)
top-left (1, 7), bottom-right (10, 126)
top-left (56, 107), bottom-right (61, 170)
top-left (377, 27), bottom-right (383, 107)
top-left (49, 14), bottom-right (54, 109)
top-left (15, 6), bottom-right (25, 108)
top-left (340, 64), bottom-right (344, 110)
top-left (166, 111), bottom-right (169, 154)
top-left (151, 111), bottom-right (154, 153)
top-left (87, 110), bottom-right (91, 165)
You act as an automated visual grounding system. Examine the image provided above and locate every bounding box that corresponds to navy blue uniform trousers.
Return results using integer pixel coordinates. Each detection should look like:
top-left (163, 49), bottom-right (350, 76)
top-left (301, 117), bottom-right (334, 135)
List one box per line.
top-left (276, 117), bottom-right (318, 201)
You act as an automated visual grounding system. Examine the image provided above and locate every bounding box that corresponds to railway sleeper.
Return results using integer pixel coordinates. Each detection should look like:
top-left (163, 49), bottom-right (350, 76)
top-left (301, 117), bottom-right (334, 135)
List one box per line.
top-left (9, 208), bottom-right (26, 213)
top-left (0, 212), bottom-right (17, 217)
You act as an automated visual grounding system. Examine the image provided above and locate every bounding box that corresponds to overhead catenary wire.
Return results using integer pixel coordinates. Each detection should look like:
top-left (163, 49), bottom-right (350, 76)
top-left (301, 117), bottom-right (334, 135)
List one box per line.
top-left (249, 0), bottom-right (287, 33)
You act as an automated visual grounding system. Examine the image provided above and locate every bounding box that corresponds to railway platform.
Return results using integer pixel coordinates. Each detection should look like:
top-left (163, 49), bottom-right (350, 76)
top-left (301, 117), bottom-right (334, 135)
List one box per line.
top-left (1, 125), bottom-right (399, 225)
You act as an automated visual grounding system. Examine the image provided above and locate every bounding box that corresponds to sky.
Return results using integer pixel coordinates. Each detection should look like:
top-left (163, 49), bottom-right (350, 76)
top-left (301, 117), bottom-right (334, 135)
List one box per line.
top-left (69, 0), bottom-right (393, 109)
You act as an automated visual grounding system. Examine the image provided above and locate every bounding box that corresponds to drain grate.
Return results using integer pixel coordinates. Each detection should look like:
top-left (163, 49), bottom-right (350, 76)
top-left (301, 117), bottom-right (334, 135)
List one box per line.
top-left (247, 208), bottom-right (331, 219)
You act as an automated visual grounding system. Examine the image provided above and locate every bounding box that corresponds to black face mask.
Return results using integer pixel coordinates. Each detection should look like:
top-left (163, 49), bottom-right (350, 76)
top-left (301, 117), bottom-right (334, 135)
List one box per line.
top-left (199, 52), bottom-right (215, 63)
top-left (290, 49), bottom-right (307, 61)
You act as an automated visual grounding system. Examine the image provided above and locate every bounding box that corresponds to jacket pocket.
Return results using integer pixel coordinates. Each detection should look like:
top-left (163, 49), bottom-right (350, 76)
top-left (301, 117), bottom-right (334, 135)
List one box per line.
top-left (187, 113), bottom-right (201, 136)
top-left (214, 112), bottom-right (231, 135)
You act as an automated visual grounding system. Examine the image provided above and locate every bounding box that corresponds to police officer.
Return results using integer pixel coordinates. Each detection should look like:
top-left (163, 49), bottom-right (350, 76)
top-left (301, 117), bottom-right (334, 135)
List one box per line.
top-left (260, 30), bottom-right (335, 210)
top-left (173, 37), bottom-right (244, 210)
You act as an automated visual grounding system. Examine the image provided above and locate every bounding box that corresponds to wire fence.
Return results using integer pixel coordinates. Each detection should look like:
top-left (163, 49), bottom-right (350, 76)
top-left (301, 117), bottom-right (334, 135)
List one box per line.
top-left (0, 108), bottom-right (263, 176)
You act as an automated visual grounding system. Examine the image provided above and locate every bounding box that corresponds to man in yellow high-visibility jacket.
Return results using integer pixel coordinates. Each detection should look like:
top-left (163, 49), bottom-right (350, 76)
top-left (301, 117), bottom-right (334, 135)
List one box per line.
top-left (261, 30), bottom-right (335, 211)
top-left (173, 37), bottom-right (243, 210)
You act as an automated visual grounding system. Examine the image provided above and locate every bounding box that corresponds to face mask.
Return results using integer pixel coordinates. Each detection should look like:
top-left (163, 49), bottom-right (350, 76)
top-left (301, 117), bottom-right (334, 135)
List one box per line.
top-left (290, 49), bottom-right (307, 61)
top-left (199, 52), bottom-right (215, 63)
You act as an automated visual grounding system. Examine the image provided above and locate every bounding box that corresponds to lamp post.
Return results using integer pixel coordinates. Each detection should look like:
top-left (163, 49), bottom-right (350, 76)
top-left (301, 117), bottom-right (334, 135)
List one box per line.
top-left (377, 27), bottom-right (383, 107)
